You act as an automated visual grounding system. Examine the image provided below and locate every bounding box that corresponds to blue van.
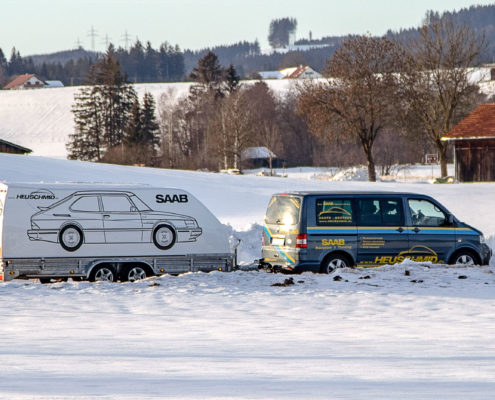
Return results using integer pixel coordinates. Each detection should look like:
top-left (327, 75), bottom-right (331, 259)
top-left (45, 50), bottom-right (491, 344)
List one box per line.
top-left (261, 192), bottom-right (492, 273)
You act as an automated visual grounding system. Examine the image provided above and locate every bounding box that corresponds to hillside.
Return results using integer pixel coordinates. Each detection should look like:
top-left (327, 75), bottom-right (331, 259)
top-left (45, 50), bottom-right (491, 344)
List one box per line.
top-left (0, 80), bottom-right (296, 158)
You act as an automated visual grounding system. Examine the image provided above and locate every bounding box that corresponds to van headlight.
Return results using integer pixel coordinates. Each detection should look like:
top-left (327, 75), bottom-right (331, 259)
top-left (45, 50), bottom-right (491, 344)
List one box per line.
top-left (480, 235), bottom-right (486, 244)
top-left (31, 221), bottom-right (40, 230)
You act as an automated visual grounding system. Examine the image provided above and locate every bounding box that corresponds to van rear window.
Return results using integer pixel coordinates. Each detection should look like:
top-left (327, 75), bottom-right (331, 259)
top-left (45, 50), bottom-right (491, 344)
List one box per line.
top-left (316, 199), bottom-right (354, 225)
top-left (265, 196), bottom-right (301, 225)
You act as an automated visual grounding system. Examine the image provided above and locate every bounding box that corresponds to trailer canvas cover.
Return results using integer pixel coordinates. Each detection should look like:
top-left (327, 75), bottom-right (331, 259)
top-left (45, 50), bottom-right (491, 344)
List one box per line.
top-left (0, 182), bottom-right (230, 260)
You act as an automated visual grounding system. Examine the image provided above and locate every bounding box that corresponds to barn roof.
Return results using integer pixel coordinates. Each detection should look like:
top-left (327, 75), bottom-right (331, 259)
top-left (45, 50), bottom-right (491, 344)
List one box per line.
top-left (0, 138), bottom-right (32, 154)
top-left (3, 74), bottom-right (37, 89)
top-left (442, 104), bottom-right (495, 141)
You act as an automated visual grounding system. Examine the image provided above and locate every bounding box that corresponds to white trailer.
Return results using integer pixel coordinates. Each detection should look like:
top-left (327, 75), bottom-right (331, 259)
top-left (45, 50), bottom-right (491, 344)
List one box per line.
top-left (0, 182), bottom-right (234, 282)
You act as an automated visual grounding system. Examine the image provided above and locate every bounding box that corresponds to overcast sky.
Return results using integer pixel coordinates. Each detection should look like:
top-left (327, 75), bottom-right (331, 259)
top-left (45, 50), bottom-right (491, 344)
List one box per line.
top-left (2, 0), bottom-right (494, 56)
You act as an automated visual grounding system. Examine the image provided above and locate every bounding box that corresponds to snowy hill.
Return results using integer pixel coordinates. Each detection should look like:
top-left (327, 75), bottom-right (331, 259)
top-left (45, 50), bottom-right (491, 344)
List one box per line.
top-left (0, 80), bottom-right (296, 158)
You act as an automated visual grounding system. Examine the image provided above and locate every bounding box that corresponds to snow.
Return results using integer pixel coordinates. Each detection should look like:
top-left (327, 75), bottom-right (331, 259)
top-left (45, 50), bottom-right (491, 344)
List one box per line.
top-left (0, 153), bottom-right (495, 398)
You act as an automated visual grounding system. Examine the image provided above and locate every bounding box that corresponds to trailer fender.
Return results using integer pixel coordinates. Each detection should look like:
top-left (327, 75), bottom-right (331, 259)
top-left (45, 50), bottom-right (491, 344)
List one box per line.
top-left (85, 259), bottom-right (154, 279)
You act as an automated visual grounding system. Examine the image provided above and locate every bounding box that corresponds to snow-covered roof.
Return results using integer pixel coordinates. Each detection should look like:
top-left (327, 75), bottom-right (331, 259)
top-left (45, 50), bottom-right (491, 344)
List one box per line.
top-left (258, 71), bottom-right (284, 79)
top-left (44, 80), bottom-right (64, 88)
top-left (242, 146), bottom-right (277, 159)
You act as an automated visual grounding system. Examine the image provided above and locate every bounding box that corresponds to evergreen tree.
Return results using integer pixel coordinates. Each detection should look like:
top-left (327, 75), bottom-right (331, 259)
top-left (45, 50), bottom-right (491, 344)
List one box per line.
top-left (68, 87), bottom-right (105, 161)
top-left (141, 92), bottom-right (160, 151)
top-left (224, 64), bottom-right (240, 93)
top-left (0, 48), bottom-right (6, 83)
top-left (123, 97), bottom-right (143, 147)
top-left (68, 52), bottom-right (136, 161)
top-left (189, 51), bottom-right (225, 99)
top-left (268, 17), bottom-right (298, 48)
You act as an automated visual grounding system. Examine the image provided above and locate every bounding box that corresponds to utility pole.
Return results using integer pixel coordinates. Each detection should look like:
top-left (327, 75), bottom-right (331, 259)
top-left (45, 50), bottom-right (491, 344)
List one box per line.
top-left (87, 25), bottom-right (98, 51)
top-left (121, 30), bottom-right (132, 51)
top-left (74, 37), bottom-right (83, 50)
top-left (101, 33), bottom-right (112, 50)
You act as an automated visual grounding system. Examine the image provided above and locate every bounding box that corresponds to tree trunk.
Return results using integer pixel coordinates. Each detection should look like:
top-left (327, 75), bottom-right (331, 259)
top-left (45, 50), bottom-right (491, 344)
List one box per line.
top-left (438, 141), bottom-right (448, 178)
top-left (364, 145), bottom-right (377, 182)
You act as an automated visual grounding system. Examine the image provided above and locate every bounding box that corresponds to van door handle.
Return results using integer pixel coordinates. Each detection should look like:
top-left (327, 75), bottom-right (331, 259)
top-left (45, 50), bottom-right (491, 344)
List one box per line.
top-left (103, 214), bottom-right (110, 218)
top-left (412, 227), bottom-right (420, 233)
top-left (396, 227), bottom-right (404, 233)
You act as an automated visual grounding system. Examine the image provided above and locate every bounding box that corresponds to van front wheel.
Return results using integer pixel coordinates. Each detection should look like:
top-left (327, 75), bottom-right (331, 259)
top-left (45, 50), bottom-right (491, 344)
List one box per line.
top-left (450, 250), bottom-right (478, 266)
top-left (321, 254), bottom-right (349, 274)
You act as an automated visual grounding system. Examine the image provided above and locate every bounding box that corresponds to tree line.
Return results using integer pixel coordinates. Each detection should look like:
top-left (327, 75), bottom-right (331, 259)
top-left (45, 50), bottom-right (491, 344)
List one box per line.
top-left (0, 40), bottom-right (184, 86)
top-left (68, 14), bottom-right (488, 181)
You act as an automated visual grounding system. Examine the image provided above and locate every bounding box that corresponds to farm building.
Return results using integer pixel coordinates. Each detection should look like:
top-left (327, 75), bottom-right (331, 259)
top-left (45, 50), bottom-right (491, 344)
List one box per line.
top-left (0, 139), bottom-right (32, 155)
top-left (3, 74), bottom-right (46, 90)
top-left (442, 104), bottom-right (495, 182)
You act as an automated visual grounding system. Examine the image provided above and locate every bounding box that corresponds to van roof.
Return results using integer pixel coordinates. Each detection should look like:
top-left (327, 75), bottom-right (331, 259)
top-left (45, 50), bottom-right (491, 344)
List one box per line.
top-left (274, 191), bottom-right (432, 197)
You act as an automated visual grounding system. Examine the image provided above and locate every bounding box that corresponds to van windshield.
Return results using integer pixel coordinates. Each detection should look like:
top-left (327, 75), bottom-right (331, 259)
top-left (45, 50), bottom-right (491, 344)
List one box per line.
top-left (265, 195), bottom-right (301, 226)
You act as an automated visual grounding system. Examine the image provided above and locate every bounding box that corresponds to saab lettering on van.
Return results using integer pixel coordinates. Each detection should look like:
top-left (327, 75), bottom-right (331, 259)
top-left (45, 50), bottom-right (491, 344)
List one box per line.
top-left (322, 238), bottom-right (346, 246)
top-left (156, 194), bottom-right (189, 203)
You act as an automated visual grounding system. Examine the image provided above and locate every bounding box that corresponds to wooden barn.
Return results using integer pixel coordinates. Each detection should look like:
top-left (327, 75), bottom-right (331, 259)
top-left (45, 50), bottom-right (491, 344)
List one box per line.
top-left (0, 139), bottom-right (32, 155)
top-left (442, 104), bottom-right (495, 182)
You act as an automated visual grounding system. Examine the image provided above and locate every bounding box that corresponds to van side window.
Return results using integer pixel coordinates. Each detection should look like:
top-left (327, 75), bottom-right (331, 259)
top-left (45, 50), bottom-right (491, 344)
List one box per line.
top-left (358, 199), bottom-right (404, 226)
top-left (316, 199), bottom-right (354, 225)
top-left (408, 199), bottom-right (447, 226)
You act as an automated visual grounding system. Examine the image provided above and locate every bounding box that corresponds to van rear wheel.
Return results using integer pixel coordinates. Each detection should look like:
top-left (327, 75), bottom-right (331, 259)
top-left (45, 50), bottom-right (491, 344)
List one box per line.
top-left (321, 254), bottom-right (349, 274)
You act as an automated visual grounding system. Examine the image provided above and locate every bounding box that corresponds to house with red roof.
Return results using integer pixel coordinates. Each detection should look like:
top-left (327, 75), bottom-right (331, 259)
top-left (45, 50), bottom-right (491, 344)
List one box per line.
top-left (442, 104), bottom-right (495, 182)
top-left (3, 74), bottom-right (46, 90)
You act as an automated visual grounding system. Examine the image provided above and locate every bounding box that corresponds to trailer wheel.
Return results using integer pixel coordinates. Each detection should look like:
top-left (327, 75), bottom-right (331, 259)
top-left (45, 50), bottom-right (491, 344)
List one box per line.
top-left (153, 225), bottom-right (176, 250)
top-left (123, 265), bottom-right (149, 282)
top-left (89, 266), bottom-right (116, 282)
top-left (59, 225), bottom-right (83, 252)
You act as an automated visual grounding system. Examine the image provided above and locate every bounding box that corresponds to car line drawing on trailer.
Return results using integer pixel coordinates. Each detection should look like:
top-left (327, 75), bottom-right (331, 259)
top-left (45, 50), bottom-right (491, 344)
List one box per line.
top-left (27, 190), bottom-right (203, 252)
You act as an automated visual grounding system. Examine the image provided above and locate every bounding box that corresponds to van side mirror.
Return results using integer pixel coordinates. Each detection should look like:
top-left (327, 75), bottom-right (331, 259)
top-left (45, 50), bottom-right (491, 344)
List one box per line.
top-left (130, 206), bottom-right (138, 212)
top-left (447, 214), bottom-right (454, 225)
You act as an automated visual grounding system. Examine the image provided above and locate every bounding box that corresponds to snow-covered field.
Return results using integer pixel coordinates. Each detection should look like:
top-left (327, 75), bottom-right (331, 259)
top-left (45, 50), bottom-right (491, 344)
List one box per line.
top-left (1, 153), bottom-right (495, 399)
top-left (0, 80), bottom-right (296, 158)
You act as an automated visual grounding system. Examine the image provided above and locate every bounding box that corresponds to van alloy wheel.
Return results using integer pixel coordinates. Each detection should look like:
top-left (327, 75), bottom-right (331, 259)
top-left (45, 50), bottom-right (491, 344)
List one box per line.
top-left (454, 252), bottom-right (476, 265)
top-left (322, 255), bottom-right (349, 274)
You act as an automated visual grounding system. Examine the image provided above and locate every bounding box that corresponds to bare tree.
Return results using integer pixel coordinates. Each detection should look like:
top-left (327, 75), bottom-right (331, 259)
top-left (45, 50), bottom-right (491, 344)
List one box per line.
top-left (399, 17), bottom-right (486, 177)
top-left (298, 36), bottom-right (404, 181)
